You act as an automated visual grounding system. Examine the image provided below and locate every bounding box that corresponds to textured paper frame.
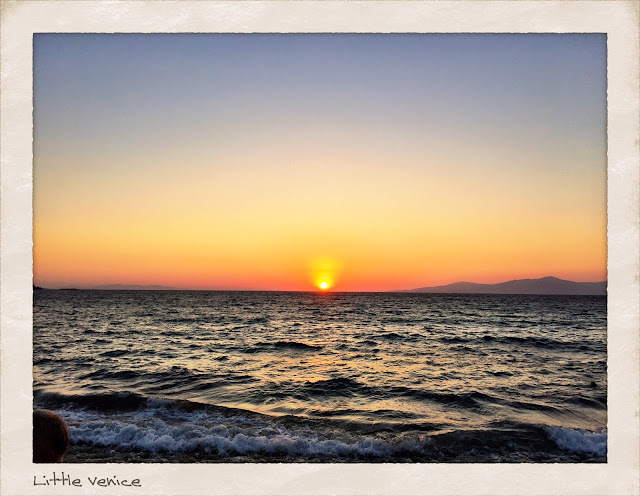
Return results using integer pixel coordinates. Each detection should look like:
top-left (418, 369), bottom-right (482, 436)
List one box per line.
top-left (1, 1), bottom-right (639, 495)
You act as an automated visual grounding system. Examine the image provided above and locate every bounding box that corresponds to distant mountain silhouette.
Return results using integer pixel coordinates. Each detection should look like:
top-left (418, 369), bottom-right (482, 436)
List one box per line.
top-left (89, 284), bottom-right (177, 290)
top-left (404, 276), bottom-right (606, 295)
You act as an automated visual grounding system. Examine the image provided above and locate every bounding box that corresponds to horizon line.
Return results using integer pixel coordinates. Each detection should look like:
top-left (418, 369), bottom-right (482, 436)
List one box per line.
top-left (33, 275), bottom-right (608, 293)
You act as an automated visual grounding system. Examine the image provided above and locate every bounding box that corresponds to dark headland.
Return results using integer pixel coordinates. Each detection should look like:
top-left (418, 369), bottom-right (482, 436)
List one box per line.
top-left (88, 284), bottom-right (177, 290)
top-left (34, 284), bottom-right (177, 291)
top-left (403, 276), bottom-right (606, 295)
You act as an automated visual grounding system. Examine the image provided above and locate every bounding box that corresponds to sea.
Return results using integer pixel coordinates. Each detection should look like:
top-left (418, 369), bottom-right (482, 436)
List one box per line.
top-left (33, 290), bottom-right (607, 463)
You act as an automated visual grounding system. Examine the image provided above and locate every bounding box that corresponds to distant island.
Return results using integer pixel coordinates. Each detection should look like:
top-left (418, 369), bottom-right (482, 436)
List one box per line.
top-left (403, 276), bottom-right (606, 295)
top-left (35, 284), bottom-right (178, 291)
top-left (89, 284), bottom-right (178, 290)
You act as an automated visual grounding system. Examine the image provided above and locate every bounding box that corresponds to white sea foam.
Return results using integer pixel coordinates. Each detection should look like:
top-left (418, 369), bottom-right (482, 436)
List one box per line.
top-left (68, 415), bottom-right (413, 457)
top-left (545, 426), bottom-right (607, 457)
top-left (60, 403), bottom-right (608, 461)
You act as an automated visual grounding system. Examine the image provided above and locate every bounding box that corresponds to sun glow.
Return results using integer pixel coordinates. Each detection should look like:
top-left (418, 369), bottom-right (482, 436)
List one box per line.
top-left (309, 256), bottom-right (341, 291)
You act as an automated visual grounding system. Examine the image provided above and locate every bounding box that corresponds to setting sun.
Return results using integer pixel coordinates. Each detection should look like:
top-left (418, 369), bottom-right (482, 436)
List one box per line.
top-left (309, 256), bottom-right (340, 291)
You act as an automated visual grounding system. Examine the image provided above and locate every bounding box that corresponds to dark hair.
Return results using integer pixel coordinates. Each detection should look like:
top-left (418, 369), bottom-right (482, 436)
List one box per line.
top-left (33, 409), bottom-right (69, 462)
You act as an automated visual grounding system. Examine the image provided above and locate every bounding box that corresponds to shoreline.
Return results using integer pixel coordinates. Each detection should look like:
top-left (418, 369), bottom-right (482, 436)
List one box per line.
top-left (61, 440), bottom-right (606, 464)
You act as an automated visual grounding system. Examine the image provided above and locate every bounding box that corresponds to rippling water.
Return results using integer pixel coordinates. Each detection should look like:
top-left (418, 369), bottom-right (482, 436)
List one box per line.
top-left (33, 290), bottom-right (607, 462)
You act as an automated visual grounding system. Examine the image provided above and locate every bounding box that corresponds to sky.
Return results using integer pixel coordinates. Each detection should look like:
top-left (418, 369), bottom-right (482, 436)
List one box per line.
top-left (33, 34), bottom-right (607, 291)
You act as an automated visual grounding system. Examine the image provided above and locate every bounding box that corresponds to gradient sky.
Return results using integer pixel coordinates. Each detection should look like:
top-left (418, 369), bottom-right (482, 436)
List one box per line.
top-left (33, 34), bottom-right (607, 291)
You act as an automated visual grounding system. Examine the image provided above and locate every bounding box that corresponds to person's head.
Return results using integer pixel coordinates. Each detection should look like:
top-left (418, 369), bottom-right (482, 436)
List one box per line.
top-left (33, 409), bottom-right (69, 463)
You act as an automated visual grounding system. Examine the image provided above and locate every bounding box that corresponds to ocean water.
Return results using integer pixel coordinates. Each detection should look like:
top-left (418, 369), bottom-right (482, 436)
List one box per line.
top-left (33, 290), bottom-right (607, 463)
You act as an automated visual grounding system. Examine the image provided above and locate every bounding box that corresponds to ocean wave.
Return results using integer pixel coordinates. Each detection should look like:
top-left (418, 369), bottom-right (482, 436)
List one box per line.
top-left (68, 416), bottom-right (418, 459)
top-left (45, 394), bottom-right (427, 459)
top-left (545, 426), bottom-right (607, 457)
top-left (35, 390), bottom-right (149, 412)
top-left (245, 316), bottom-right (270, 325)
top-left (440, 336), bottom-right (471, 344)
top-left (163, 316), bottom-right (202, 324)
top-left (35, 389), bottom-right (607, 462)
top-left (302, 378), bottom-right (362, 397)
top-left (98, 349), bottom-right (129, 358)
top-left (431, 333), bottom-right (602, 352)
top-left (242, 341), bottom-right (323, 353)
top-left (268, 341), bottom-right (323, 351)
top-left (253, 380), bottom-right (511, 411)
top-left (65, 412), bottom-right (606, 462)
top-left (78, 369), bottom-right (140, 381)
top-left (566, 395), bottom-right (607, 408)
top-left (77, 366), bottom-right (202, 382)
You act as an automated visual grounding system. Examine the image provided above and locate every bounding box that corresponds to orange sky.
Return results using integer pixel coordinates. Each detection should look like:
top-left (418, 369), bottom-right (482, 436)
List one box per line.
top-left (33, 34), bottom-right (607, 291)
